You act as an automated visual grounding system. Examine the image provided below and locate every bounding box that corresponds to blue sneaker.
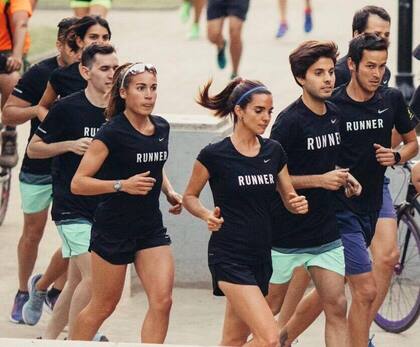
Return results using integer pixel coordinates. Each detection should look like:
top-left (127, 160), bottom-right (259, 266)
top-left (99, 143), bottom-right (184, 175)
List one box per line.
top-left (217, 40), bottom-right (227, 69)
top-left (276, 23), bottom-right (288, 38)
top-left (304, 10), bottom-right (313, 33)
top-left (10, 291), bottom-right (29, 324)
top-left (368, 334), bottom-right (375, 347)
top-left (22, 274), bottom-right (47, 325)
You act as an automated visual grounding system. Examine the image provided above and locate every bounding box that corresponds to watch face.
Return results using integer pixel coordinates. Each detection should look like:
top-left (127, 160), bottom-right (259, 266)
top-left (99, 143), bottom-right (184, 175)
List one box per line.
top-left (114, 181), bottom-right (121, 191)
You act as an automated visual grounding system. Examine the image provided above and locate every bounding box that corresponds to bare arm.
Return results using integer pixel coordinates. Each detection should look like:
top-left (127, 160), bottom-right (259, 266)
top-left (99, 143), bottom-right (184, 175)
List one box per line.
top-left (71, 140), bottom-right (156, 196)
top-left (375, 129), bottom-right (418, 166)
top-left (161, 169), bottom-right (182, 215)
top-left (183, 160), bottom-right (223, 231)
top-left (27, 133), bottom-right (91, 159)
top-left (37, 82), bottom-right (58, 121)
top-left (2, 95), bottom-right (37, 125)
top-left (290, 168), bottom-right (349, 190)
top-left (6, 10), bottom-right (29, 72)
top-left (277, 165), bottom-right (308, 214)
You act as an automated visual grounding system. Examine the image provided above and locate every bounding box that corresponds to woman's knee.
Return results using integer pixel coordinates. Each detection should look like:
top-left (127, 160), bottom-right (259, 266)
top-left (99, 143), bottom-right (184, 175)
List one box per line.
top-left (149, 294), bottom-right (173, 314)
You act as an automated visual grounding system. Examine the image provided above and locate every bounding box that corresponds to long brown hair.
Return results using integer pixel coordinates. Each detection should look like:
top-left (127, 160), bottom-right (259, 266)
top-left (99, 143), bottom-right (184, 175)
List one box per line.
top-left (105, 63), bottom-right (131, 120)
top-left (105, 62), bottom-right (157, 120)
top-left (197, 78), bottom-right (271, 122)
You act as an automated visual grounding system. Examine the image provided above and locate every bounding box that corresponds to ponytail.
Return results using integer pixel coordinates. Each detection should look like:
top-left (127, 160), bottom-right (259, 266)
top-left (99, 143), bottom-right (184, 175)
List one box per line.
top-left (197, 78), bottom-right (271, 122)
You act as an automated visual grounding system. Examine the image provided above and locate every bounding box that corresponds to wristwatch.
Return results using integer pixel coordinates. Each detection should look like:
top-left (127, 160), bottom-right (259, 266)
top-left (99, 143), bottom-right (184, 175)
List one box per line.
top-left (113, 180), bottom-right (122, 192)
top-left (393, 151), bottom-right (401, 165)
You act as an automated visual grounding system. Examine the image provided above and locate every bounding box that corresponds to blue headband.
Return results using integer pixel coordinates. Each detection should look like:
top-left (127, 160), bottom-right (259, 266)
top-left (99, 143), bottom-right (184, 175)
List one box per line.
top-left (235, 86), bottom-right (267, 105)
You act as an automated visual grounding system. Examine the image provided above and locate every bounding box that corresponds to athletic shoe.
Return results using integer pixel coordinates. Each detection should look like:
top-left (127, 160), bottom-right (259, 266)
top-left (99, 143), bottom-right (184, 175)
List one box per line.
top-left (217, 40), bottom-right (227, 69)
top-left (180, 1), bottom-right (191, 23)
top-left (230, 72), bottom-right (238, 80)
top-left (44, 292), bottom-right (59, 314)
top-left (304, 9), bottom-right (313, 33)
top-left (188, 22), bottom-right (200, 39)
top-left (93, 333), bottom-right (109, 342)
top-left (22, 274), bottom-right (47, 325)
top-left (0, 129), bottom-right (19, 168)
top-left (368, 334), bottom-right (375, 347)
top-left (276, 23), bottom-right (288, 38)
top-left (10, 291), bottom-right (29, 324)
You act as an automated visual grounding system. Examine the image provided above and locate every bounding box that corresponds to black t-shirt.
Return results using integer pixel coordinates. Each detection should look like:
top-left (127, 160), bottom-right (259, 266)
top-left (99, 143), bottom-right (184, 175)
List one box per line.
top-left (35, 90), bottom-right (106, 222)
top-left (411, 85), bottom-right (420, 118)
top-left (49, 62), bottom-right (86, 98)
top-left (270, 99), bottom-right (341, 248)
top-left (335, 54), bottom-right (391, 88)
top-left (12, 56), bottom-right (59, 175)
top-left (332, 85), bottom-right (417, 213)
top-left (93, 113), bottom-right (170, 237)
top-left (197, 136), bottom-right (287, 265)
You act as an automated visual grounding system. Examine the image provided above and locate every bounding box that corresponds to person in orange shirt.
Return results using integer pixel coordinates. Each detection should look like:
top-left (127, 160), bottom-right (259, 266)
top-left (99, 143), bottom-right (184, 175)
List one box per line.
top-left (0, 0), bottom-right (32, 85)
top-left (0, 0), bottom-right (32, 168)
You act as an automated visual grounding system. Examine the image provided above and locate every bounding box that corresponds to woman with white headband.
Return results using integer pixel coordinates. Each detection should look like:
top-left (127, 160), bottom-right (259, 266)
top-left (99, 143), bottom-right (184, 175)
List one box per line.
top-left (69, 62), bottom-right (182, 342)
top-left (183, 78), bottom-right (308, 347)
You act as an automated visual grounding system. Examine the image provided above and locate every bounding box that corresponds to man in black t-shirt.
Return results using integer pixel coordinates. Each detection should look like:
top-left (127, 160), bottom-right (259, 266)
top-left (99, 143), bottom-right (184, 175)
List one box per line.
top-left (268, 41), bottom-right (361, 346)
top-left (335, 6), bottom-right (391, 88)
top-left (23, 45), bottom-right (118, 339)
top-left (334, 34), bottom-right (416, 346)
top-left (1, 17), bottom-right (78, 325)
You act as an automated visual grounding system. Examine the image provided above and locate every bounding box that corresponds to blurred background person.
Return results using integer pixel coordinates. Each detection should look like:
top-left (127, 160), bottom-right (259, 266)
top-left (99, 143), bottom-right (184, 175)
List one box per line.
top-left (276, 0), bottom-right (313, 38)
top-left (70, 0), bottom-right (111, 18)
top-left (180, 0), bottom-right (206, 40)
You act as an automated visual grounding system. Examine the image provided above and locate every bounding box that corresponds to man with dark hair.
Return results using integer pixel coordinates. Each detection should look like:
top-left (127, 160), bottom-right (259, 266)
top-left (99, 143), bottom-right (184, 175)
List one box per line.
top-left (335, 5), bottom-right (391, 87)
top-left (268, 40), bottom-right (359, 347)
top-left (331, 33), bottom-right (417, 347)
top-left (276, 34), bottom-right (418, 347)
top-left (23, 44), bottom-right (118, 341)
top-left (2, 16), bottom-right (78, 324)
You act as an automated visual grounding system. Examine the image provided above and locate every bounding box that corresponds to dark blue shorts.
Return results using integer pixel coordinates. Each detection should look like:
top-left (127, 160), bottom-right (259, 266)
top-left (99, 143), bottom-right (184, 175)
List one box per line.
top-left (336, 210), bottom-right (379, 276)
top-left (207, 0), bottom-right (250, 21)
top-left (90, 227), bottom-right (171, 265)
top-left (378, 177), bottom-right (397, 219)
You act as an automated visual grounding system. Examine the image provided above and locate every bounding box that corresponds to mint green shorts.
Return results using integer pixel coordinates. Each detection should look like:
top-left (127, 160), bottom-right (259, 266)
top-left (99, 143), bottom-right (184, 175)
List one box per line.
top-left (70, 0), bottom-right (112, 8)
top-left (270, 246), bottom-right (345, 284)
top-left (56, 221), bottom-right (92, 258)
top-left (19, 181), bottom-right (52, 214)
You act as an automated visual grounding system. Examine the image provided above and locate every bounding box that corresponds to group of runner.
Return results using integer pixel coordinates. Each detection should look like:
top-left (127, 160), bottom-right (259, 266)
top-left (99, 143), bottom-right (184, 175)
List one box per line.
top-left (0, 3), bottom-right (420, 347)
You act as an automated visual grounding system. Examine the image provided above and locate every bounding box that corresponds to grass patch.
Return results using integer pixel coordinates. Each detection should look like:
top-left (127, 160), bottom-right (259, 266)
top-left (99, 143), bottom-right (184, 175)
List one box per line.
top-left (38, 0), bottom-right (181, 10)
top-left (27, 26), bottom-right (56, 61)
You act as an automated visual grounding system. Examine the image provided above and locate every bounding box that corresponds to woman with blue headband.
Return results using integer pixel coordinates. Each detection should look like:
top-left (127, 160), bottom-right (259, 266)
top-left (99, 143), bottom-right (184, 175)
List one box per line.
top-left (183, 78), bottom-right (308, 346)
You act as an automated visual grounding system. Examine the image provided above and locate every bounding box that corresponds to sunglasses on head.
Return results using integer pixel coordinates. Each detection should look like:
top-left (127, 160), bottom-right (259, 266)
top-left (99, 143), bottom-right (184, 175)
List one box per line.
top-left (120, 63), bottom-right (156, 87)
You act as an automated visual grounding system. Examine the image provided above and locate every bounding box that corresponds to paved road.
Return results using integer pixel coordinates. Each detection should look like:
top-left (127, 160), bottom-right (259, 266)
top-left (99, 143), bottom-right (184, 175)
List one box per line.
top-left (1, 0), bottom-right (420, 345)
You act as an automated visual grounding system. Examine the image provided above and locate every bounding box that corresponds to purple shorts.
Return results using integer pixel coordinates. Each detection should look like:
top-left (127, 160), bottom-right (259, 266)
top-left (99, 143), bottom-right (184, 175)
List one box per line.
top-left (378, 177), bottom-right (397, 219)
top-left (337, 210), bottom-right (379, 276)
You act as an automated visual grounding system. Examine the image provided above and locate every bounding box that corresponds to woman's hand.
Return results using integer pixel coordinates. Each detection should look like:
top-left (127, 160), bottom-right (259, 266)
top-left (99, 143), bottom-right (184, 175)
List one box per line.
top-left (287, 192), bottom-right (308, 214)
top-left (122, 171), bottom-right (156, 195)
top-left (166, 190), bottom-right (183, 215)
top-left (205, 207), bottom-right (224, 232)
